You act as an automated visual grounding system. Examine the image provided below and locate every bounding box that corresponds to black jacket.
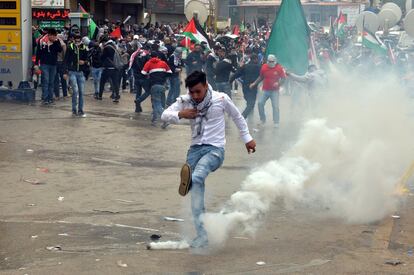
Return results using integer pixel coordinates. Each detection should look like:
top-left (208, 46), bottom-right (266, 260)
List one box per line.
top-left (64, 43), bottom-right (89, 73)
top-left (131, 51), bottom-right (150, 79)
top-left (167, 54), bottom-right (183, 77)
top-left (230, 62), bottom-right (261, 85)
top-left (185, 51), bottom-right (204, 74)
top-left (35, 39), bottom-right (63, 66)
top-left (90, 46), bottom-right (102, 68)
top-left (101, 42), bottom-right (116, 68)
top-left (205, 54), bottom-right (218, 78)
top-left (215, 59), bottom-right (235, 83)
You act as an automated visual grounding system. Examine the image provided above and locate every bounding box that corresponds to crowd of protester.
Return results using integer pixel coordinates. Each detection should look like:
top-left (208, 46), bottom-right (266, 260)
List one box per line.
top-left (32, 18), bottom-right (414, 125)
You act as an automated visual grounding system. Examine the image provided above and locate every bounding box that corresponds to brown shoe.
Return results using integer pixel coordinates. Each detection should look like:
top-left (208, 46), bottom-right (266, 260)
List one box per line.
top-left (179, 163), bottom-right (192, 196)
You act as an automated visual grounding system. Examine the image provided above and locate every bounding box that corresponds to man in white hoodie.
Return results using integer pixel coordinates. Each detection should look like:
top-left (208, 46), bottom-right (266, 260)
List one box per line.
top-left (161, 71), bottom-right (256, 248)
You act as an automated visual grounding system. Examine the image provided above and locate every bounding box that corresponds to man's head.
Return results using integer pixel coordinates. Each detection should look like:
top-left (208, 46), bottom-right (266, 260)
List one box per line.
top-left (267, 54), bottom-right (277, 68)
top-left (185, 71), bottom-right (208, 103)
top-left (218, 47), bottom-right (226, 59)
top-left (174, 47), bottom-right (183, 58)
top-left (73, 34), bottom-right (82, 46)
top-left (213, 45), bottom-right (221, 55)
top-left (48, 28), bottom-right (58, 42)
top-left (193, 44), bottom-right (202, 53)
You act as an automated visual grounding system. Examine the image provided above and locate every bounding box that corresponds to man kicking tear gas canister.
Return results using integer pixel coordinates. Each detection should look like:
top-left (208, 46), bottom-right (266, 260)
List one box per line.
top-left (161, 71), bottom-right (256, 248)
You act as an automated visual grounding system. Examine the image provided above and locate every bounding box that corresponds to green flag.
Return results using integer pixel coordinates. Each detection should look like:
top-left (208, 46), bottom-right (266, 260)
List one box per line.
top-left (266, 0), bottom-right (310, 75)
top-left (88, 18), bottom-right (98, 40)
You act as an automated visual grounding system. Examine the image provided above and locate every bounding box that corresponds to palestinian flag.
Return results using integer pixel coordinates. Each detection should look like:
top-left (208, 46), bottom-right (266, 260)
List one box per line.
top-left (362, 29), bottom-right (387, 55)
top-left (181, 18), bottom-right (211, 49)
top-left (335, 12), bottom-right (346, 39)
top-left (88, 18), bottom-right (99, 40)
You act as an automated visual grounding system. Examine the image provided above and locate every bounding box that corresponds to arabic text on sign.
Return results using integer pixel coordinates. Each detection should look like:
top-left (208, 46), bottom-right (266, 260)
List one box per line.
top-left (32, 9), bottom-right (70, 20)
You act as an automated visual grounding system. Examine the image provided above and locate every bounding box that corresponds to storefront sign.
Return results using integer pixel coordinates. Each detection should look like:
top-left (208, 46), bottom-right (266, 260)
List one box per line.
top-left (31, 0), bottom-right (64, 8)
top-left (39, 20), bottom-right (65, 29)
top-left (32, 9), bottom-right (69, 20)
top-left (145, 0), bottom-right (184, 14)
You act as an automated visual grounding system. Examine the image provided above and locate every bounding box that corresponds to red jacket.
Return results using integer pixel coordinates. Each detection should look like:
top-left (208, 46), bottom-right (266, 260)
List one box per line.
top-left (141, 57), bottom-right (172, 86)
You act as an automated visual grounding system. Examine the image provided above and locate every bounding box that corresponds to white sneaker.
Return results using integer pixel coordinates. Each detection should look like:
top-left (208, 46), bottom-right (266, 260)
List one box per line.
top-left (274, 123), bottom-right (280, 129)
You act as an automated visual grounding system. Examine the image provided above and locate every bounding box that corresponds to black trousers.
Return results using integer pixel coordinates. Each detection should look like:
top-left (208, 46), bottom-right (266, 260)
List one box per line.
top-left (99, 68), bottom-right (120, 99)
top-left (242, 84), bottom-right (258, 118)
top-left (54, 62), bottom-right (68, 97)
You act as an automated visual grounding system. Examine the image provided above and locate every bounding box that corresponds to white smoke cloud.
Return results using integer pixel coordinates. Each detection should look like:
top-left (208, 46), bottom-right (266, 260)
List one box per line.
top-left (202, 67), bottom-right (414, 247)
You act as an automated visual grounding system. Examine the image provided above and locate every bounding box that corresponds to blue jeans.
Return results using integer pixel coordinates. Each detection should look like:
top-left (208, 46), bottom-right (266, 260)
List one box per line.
top-left (134, 77), bottom-right (150, 102)
top-left (216, 82), bottom-right (231, 98)
top-left (150, 84), bottom-right (166, 123)
top-left (69, 71), bottom-right (86, 112)
top-left (91, 67), bottom-right (103, 96)
top-left (187, 145), bottom-right (225, 239)
top-left (40, 64), bottom-right (57, 102)
top-left (258, 90), bottom-right (280, 124)
top-left (166, 75), bottom-right (181, 106)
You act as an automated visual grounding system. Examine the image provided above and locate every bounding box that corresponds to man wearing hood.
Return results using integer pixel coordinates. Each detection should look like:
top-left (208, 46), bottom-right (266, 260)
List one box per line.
top-left (250, 54), bottom-right (286, 128)
top-left (161, 71), bottom-right (256, 248)
top-left (63, 34), bottom-right (89, 116)
top-left (141, 52), bottom-right (172, 127)
top-left (98, 38), bottom-right (121, 102)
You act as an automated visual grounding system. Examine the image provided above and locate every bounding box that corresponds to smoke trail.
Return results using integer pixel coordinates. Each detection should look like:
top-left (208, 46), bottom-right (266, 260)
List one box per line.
top-left (147, 240), bottom-right (189, 250)
top-left (201, 67), bottom-right (414, 247)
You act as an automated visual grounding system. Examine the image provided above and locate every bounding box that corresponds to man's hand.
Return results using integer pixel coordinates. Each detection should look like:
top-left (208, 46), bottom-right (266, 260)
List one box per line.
top-left (245, 140), bottom-right (256, 154)
top-left (249, 83), bottom-right (256, 89)
top-left (178, 109), bottom-right (198, 119)
top-left (79, 60), bottom-right (85, 65)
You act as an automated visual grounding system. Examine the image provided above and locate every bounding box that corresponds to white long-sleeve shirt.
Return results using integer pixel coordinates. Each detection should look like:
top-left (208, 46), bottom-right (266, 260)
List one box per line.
top-left (161, 91), bottom-right (253, 148)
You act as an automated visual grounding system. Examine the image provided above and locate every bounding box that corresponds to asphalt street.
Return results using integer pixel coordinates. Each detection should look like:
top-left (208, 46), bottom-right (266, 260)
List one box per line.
top-left (0, 81), bottom-right (413, 274)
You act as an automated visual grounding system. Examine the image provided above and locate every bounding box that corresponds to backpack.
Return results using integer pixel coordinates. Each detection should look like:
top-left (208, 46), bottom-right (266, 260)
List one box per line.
top-left (106, 45), bottom-right (124, 69)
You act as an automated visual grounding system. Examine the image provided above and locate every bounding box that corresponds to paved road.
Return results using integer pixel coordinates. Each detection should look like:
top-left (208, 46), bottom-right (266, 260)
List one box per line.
top-left (0, 83), bottom-right (413, 274)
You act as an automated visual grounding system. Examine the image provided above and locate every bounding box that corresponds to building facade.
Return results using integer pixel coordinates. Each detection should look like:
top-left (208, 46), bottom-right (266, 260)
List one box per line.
top-left (66, 0), bottom-right (186, 24)
top-left (230, 0), bottom-right (369, 27)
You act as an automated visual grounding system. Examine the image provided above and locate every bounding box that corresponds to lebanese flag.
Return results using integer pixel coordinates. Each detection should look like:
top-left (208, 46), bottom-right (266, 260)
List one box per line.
top-left (181, 17), bottom-right (211, 49)
top-left (110, 27), bottom-right (122, 39)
